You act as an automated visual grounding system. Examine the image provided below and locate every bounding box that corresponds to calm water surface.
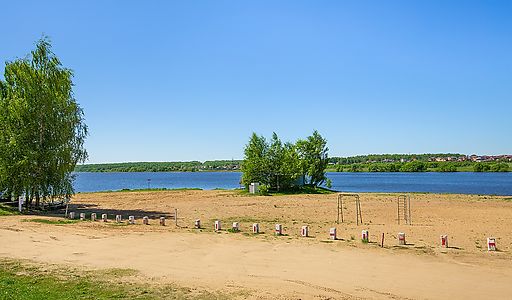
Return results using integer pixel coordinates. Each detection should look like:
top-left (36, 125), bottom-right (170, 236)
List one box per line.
top-left (73, 172), bottom-right (512, 195)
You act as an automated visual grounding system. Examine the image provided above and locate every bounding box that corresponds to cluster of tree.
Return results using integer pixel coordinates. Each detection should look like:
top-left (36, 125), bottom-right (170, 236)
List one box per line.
top-left (357, 161), bottom-right (428, 172)
top-left (0, 38), bottom-right (88, 207)
top-left (474, 163), bottom-right (509, 172)
top-left (75, 160), bottom-right (242, 172)
top-left (334, 161), bottom-right (510, 172)
top-left (330, 153), bottom-right (464, 164)
top-left (241, 131), bottom-right (329, 192)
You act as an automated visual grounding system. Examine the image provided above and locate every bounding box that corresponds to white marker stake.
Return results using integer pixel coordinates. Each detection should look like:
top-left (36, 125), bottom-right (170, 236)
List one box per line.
top-left (143, 216), bottom-right (149, 225)
top-left (362, 230), bottom-right (369, 243)
top-left (101, 214), bottom-right (108, 222)
top-left (160, 217), bottom-right (166, 226)
top-left (329, 228), bottom-right (337, 240)
top-left (18, 196), bottom-right (23, 212)
top-left (80, 213), bottom-right (85, 221)
top-left (195, 219), bottom-right (201, 229)
top-left (232, 222), bottom-right (240, 232)
top-left (441, 235), bottom-right (448, 248)
top-left (398, 232), bottom-right (406, 245)
top-left (128, 216), bottom-right (135, 224)
top-left (275, 224), bottom-right (282, 236)
top-left (91, 213), bottom-right (96, 222)
top-left (69, 212), bottom-right (75, 219)
top-left (487, 238), bottom-right (497, 251)
top-left (252, 223), bottom-right (259, 234)
top-left (214, 220), bottom-right (221, 231)
top-left (301, 226), bottom-right (309, 237)
top-left (116, 215), bottom-right (122, 223)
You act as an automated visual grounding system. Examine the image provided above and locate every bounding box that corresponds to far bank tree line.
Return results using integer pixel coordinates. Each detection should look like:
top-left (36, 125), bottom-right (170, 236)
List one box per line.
top-left (240, 131), bottom-right (329, 193)
top-left (336, 161), bottom-right (510, 173)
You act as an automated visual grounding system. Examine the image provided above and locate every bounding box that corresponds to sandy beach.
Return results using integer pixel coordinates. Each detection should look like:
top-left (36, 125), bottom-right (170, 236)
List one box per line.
top-left (1, 190), bottom-right (512, 299)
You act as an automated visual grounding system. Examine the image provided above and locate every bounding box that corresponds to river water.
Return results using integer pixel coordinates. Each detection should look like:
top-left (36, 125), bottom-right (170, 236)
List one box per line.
top-left (73, 172), bottom-right (512, 196)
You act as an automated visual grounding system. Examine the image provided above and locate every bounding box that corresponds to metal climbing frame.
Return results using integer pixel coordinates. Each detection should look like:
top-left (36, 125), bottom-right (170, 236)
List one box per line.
top-left (397, 194), bottom-right (412, 225)
top-left (337, 193), bottom-right (363, 225)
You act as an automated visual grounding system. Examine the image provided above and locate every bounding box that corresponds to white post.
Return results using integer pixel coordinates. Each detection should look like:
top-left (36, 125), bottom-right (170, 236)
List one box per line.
top-left (129, 216), bottom-right (135, 224)
top-left (214, 220), bottom-right (221, 231)
top-left (101, 213), bottom-right (108, 222)
top-left (143, 216), bottom-right (149, 225)
top-left (194, 219), bottom-right (201, 229)
top-left (79, 213), bottom-right (85, 221)
top-left (69, 212), bottom-right (75, 219)
top-left (441, 235), bottom-right (448, 248)
top-left (487, 238), bottom-right (497, 251)
top-left (18, 196), bottom-right (24, 212)
top-left (232, 222), bottom-right (239, 232)
top-left (362, 230), bottom-right (369, 243)
top-left (160, 217), bottom-right (165, 226)
top-left (91, 213), bottom-right (97, 222)
top-left (116, 215), bottom-right (122, 223)
top-left (398, 232), bottom-right (406, 245)
top-left (275, 224), bottom-right (282, 236)
top-left (329, 227), bottom-right (336, 240)
top-left (301, 225), bottom-right (309, 237)
top-left (252, 223), bottom-right (259, 234)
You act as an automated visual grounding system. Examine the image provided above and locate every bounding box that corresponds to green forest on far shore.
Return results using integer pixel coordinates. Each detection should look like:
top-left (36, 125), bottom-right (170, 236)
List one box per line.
top-left (75, 154), bottom-right (511, 173)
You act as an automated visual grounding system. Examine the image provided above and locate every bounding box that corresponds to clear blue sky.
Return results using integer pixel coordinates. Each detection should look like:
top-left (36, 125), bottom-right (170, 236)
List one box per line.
top-left (1, 1), bottom-right (511, 163)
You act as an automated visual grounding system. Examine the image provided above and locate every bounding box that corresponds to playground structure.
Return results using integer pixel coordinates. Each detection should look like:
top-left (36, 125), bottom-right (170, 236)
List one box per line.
top-left (336, 193), bottom-right (363, 225)
top-left (397, 194), bottom-right (412, 225)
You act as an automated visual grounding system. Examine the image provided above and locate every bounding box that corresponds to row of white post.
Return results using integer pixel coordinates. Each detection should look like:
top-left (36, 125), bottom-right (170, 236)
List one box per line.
top-left (67, 213), bottom-right (499, 251)
top-left (206, 220), bottom-right (285, 235)
top-left (68, 212), bottom-right (166, 226)
top-left (204, 220), bottom-right (499, 250)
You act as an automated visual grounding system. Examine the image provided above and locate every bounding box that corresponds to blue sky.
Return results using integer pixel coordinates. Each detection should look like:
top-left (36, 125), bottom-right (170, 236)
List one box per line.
top-left (1, 1), bottom-right (511, 163)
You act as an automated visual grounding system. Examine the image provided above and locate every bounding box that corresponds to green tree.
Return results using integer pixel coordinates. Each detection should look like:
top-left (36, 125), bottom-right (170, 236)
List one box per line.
top-left (240, 133), bottom-right (268, 187)
top-left (0, 37), bottom-right (88, 206)
top-left (296, 130), bottom-right (329, 186)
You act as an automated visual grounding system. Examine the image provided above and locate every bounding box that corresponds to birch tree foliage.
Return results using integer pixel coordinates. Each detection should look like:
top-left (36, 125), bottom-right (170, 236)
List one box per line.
top-left (241, 131), bottom-right (328, 190)
top-left (0, 37), bottom-right (88, 205)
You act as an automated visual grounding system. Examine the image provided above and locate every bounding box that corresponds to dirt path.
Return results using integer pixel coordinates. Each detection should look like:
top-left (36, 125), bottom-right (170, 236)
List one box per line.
top-left (1, 217), bottom-right (511, 299)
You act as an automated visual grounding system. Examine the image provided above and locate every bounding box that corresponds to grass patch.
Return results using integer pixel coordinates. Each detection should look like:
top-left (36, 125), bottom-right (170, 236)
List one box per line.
top-left (22, 218), bottom-right (79, 225)
top-left (0, 258), bottom-right (233, 300)
top-left (0, 204), bottom-right (19, 216)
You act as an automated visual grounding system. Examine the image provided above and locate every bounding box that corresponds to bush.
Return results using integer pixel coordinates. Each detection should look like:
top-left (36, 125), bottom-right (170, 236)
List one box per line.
top-left (258, 184), bottom-right (269, 195)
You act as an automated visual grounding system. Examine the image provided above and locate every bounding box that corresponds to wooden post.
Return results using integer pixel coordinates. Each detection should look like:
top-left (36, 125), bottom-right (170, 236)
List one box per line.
top-left (381, 232), bottom-right (385, 247)
top-left (174, 209), bottom-right (178, 226)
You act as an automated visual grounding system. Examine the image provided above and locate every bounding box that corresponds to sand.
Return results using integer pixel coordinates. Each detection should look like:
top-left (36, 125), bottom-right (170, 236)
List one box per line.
top-left (1, 190), bottom-right (512, 299)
